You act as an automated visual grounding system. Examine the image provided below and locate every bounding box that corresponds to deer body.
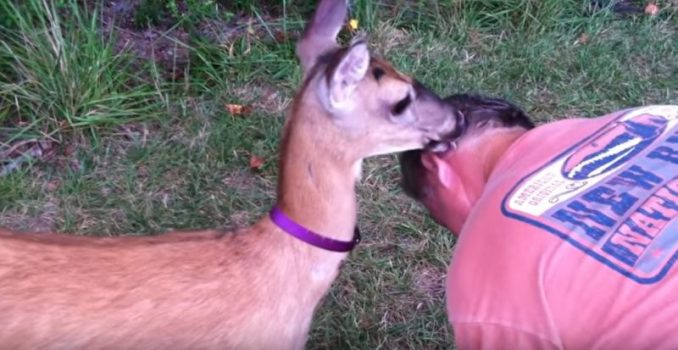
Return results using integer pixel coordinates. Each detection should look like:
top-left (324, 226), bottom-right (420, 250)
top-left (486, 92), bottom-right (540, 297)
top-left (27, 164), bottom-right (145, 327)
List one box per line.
top-left (0, 88), bottom-right (359, 350)
top-left (0, 222), bottom-right (341, 349)
top-left (0, 1), bottom-right (460, 348)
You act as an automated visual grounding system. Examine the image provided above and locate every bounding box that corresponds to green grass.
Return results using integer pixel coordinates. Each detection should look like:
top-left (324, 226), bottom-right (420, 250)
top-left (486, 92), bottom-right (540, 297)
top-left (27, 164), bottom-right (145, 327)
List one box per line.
top-left (0, 0), bottom-right (163, 144)
top-left (1, 0), bottom-right (677, 348)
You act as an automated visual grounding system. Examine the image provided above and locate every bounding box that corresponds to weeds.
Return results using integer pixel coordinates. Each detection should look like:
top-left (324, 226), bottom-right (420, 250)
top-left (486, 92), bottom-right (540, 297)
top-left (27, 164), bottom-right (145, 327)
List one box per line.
top-left (134, 0), bottom-right (227, 28)
top-left (0, 0), bottom-right (161, 146)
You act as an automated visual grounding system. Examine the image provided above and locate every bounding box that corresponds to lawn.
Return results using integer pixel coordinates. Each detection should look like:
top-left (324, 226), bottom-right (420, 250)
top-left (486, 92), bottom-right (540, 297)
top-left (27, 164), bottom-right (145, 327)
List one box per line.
top-left (0, 0), bottom-right (676, 348)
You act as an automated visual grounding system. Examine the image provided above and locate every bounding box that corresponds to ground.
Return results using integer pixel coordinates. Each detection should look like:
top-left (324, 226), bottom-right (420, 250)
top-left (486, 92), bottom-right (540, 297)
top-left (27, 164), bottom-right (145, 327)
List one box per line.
top-left (0, 0), bottom-right (677, 348)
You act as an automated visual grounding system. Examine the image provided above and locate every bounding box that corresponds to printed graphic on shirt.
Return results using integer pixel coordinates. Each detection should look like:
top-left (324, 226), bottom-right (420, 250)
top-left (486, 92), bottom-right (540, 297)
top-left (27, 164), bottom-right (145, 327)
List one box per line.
top-left (502, 106), bottom-right (678, 284)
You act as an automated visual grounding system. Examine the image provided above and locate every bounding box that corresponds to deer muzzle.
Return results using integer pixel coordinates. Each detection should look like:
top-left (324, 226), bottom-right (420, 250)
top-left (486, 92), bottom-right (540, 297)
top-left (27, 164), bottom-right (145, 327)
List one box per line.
top-left (412, 81), bottom-right (467, 152)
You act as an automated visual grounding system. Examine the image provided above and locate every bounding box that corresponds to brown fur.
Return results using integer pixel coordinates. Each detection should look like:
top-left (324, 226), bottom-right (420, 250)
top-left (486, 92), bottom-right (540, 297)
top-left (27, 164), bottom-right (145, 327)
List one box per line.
top-left (0, 1), bottom-right (460, 349)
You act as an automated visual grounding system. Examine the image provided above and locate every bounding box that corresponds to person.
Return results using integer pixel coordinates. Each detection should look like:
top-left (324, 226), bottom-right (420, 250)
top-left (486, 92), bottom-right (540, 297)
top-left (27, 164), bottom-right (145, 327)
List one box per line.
top-left (400, 95), bottom-right (678, 349)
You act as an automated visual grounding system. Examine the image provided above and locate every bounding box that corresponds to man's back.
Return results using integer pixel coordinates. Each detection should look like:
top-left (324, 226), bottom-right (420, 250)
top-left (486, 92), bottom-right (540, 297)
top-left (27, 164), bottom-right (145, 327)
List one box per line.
top-left (448, 106), bottom-right (678, 349)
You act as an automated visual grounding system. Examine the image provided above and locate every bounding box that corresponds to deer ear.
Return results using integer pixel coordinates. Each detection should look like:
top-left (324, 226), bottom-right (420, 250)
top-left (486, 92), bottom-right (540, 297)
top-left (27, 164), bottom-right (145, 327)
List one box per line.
top-left (326, 42), bottom-right (370, 111)
top-left (296, 0), bottom-right (348, 75)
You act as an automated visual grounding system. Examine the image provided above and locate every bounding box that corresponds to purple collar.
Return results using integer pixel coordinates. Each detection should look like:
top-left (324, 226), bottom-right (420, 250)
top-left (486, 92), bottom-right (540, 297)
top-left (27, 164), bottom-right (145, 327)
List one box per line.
top-left (269, 206), bottom-right (361, 252)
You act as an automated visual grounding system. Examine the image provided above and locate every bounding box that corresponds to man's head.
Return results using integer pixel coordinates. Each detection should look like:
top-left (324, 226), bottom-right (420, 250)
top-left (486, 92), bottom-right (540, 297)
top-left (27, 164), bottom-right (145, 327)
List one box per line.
top-left (399, 94), bottom-right (534, 232)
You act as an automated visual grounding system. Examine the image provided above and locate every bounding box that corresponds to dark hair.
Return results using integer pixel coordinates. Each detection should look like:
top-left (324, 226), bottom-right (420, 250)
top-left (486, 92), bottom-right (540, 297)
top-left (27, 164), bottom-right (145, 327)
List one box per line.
top-left (443, 94), bottom-right (535, 130)
top-left (399, 149), bottom-right (431, 201)
top-left (399, 93), bottom-right (534, 201)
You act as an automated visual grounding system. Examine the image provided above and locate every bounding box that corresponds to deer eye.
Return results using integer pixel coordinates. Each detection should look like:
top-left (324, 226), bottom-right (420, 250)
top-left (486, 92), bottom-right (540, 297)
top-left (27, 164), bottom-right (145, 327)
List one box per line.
top-left (391, 95), bottom-right (412, 115)
top-left (372, 67), bottom-right (385, 80)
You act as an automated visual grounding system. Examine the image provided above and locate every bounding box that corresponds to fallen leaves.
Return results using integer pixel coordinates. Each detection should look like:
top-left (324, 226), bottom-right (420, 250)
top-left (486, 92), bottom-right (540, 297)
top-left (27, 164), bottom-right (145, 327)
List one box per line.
top-left (274, 30), bottom-right (287, 43)
top-left (348, 19), bottom-right (359, 32)
top-left (225, 103), bottom-right (267, 172)
top-left (644, 2), bottom-right (659, 16)
top-left (249, 155), bottom-right (265, 171)
top-left (0, 139), bottom-right (57, 176)
top-left (45, 180), bottom-right (60, 192)
top-left (225, 103), bottom-right (252, 116)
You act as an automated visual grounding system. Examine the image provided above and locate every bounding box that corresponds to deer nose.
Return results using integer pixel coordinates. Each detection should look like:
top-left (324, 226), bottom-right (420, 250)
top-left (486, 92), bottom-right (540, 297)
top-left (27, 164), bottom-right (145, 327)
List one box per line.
top-left (411, 80), bottom-right (466, 140)
top-left (413, 80), bottom-right (439, 102)
top-left (431, 108), bottom-right (466, 146)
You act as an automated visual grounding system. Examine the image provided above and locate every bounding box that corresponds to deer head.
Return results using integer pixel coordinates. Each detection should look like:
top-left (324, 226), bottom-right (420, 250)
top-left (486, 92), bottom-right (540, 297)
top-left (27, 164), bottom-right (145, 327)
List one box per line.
top-left (290, 0), bottom-right (463, 161)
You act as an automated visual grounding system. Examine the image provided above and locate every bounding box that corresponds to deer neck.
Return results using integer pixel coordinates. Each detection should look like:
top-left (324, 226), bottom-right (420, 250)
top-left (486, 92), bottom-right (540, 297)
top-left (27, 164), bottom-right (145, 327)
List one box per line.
top-left (275, 103), bottom-right (360, 246)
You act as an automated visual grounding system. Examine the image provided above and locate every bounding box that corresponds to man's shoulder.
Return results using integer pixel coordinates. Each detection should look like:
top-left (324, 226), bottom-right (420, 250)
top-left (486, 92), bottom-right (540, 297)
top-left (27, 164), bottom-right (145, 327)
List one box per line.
top-left (494, 104), bottom-right (678, 284)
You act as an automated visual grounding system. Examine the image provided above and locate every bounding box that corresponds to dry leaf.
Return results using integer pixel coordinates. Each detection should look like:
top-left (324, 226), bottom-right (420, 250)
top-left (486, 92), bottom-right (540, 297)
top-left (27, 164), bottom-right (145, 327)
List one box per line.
top-left (225, 103), bottom-right (243, 115)
top-left (645, 2), bottom-right (659, 16)
top-left (249, 155), bottom-right (265, 171)
top-left (46, 180), bottom-right (60, 192)
top-left (348, 19), bottom-right (359, 32)
top-left (274, 30), bottom-right (287, 43)
top-left (225, 103), bottom-right (252, 116)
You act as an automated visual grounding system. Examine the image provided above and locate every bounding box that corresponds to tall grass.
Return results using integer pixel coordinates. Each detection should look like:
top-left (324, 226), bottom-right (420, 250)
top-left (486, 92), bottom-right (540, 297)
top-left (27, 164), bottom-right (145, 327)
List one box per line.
top-left (0, 0), bottom-right (161, 145)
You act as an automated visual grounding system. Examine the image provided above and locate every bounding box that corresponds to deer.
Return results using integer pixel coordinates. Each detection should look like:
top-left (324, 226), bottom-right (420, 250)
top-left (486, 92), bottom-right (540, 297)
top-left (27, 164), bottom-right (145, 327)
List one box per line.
top-left (0, 0), bottom-right (463, 349)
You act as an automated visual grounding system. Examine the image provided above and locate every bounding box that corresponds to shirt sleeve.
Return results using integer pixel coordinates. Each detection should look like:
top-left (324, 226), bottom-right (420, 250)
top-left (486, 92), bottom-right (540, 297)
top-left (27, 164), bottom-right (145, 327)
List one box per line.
top-left (453, 321), bottom-right (561, 350)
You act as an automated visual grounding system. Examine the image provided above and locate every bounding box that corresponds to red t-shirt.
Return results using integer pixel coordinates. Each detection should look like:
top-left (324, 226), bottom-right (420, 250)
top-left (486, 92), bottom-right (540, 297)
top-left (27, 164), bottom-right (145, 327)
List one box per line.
top-left (447, 106), bottom-right (678, 349)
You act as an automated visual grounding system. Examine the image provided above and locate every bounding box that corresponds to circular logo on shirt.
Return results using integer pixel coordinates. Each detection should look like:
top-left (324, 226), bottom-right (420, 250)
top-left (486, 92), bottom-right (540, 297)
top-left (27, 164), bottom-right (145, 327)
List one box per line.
top-left (561, 113), bottom-right (668, 180)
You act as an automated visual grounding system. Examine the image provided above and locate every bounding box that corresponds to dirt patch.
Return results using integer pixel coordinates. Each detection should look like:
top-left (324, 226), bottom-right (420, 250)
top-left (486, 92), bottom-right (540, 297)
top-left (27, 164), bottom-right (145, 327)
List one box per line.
top-left (370, 23), bottom-right (413, 56)
top-left (412, 266), bottom-right (446, 300)
top-left (222, 210), bottom-right (254, 228)
top-left (221, 170), bottom-right (257, 189)
top-left (0, 198), bottom-right (60, 233)
top-left (100, 1), bottom-right (190, 80)
top-left (97, 0), bottom-right (292, 80)
top-left (0, 139), bottom-right (57, 176)
top-left (231, 83), bottom-right (292, 115)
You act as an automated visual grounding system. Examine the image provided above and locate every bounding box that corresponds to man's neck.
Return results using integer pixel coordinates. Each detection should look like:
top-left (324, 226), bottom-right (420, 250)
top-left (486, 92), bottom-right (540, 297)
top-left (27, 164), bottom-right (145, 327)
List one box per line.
top-left (479, 128), bottom-right (526, 182)
top-left (460, 128), bottom-right (524, 190)
top-left (450, 128), bottom-right (526, 232)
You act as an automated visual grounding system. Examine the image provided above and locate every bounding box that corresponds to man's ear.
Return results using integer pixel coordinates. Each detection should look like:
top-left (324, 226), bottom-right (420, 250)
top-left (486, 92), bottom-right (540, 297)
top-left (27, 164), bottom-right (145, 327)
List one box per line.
top-left (327, 42), bottom-right (370, 111)
top-left (421, 153), bottom-right (459, 189)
